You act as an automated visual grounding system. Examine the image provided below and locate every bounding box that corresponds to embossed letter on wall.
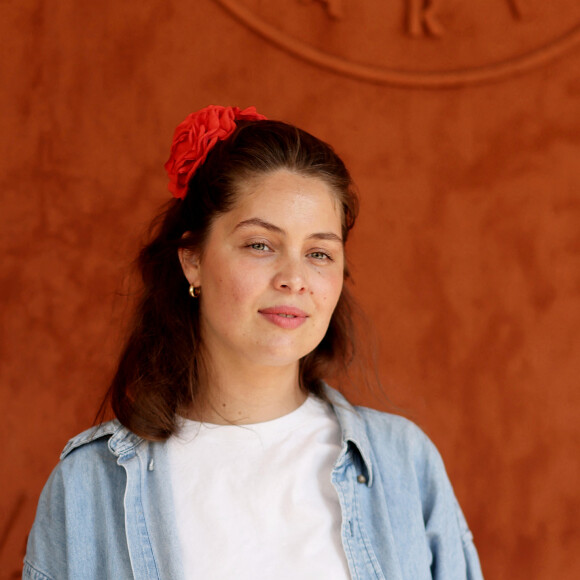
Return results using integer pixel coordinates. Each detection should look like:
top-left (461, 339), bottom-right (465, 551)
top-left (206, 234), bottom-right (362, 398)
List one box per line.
top-left (215, 0), bottom-right (580, 87)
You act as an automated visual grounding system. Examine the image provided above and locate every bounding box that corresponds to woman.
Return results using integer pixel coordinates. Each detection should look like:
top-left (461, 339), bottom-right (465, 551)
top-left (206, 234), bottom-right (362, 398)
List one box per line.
top-left (24, 106), bottom-right (484, 579)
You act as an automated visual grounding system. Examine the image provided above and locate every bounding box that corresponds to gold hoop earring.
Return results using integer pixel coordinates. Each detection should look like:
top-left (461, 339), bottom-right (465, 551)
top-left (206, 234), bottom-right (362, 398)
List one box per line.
top-left (189, 285), bottom-right (201, 298)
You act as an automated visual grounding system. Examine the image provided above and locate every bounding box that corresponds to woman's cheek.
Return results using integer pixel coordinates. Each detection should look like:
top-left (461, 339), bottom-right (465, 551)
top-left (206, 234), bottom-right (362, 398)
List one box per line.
top-left (319, 270), bottom-right (344, 304)
top-left (227, 266), bottom-right (261, 302)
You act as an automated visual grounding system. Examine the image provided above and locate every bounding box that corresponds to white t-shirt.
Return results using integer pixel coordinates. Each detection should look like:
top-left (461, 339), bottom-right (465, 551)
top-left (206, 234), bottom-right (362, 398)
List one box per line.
top-left (167, 396), bottom-right (351, 579)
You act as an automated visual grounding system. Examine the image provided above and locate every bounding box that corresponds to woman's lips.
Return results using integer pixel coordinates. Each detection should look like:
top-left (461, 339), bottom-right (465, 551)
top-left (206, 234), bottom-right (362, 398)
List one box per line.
top-left (258, 306), bottom-right (308, 329)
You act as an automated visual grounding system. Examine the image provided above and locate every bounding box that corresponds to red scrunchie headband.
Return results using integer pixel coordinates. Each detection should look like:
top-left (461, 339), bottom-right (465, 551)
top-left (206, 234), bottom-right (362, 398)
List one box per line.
top-left (164, 105), bottom-right (267, 199)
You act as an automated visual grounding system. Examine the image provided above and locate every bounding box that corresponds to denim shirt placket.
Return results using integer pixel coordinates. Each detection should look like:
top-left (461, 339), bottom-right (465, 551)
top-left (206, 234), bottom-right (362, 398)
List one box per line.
top-left (332, 442), bottom-right (389, 580)
top-left (110, 434), bottom-right (161, 580)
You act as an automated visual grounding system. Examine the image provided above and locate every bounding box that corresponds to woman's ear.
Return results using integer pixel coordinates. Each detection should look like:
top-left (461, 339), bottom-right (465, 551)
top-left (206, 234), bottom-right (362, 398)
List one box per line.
top-left (178, 247), bottom-right (202, 287)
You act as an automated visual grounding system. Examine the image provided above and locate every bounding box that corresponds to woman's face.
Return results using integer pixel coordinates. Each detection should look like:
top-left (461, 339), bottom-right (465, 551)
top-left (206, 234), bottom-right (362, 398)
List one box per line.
top-left (180, 169), bottom-right (345, 374)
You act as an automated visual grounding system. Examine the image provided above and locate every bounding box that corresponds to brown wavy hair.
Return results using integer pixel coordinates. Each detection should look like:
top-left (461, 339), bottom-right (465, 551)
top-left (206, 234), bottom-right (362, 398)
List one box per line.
top-left (104, 119), bottom-right (359, 440)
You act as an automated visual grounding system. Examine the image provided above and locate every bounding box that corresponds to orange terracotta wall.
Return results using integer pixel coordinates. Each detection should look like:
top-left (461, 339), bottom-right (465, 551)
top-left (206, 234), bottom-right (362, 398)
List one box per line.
top-left (1, 1), bottom-right (580, 578)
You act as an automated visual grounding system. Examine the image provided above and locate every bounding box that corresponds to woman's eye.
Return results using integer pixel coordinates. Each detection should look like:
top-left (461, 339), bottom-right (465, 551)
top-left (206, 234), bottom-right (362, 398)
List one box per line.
top-left (309, 251), bottom-right (332, 261)
top-left (248, 242), bottom-right (271, 252)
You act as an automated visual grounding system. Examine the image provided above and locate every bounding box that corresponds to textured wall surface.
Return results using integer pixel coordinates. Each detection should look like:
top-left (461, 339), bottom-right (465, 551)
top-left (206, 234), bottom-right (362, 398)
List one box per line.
top-left (1, 1), bottom-right (579, 578)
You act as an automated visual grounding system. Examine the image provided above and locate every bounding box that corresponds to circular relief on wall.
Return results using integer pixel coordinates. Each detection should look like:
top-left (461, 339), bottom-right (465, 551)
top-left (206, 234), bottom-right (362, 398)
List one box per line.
top-left (215, 0), bottom-right (580, 87)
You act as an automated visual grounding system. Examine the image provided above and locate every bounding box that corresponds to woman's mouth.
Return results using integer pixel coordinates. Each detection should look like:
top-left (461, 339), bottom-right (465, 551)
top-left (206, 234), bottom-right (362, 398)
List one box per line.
top-left (258, 306), bottom-right (308, 329)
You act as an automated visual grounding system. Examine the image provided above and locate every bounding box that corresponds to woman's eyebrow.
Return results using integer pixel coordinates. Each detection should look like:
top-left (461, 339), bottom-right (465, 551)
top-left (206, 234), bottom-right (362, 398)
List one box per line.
top-left (234, 217), bottom-right (343, 243)
top-left (309, 232), bottom-right (343, 243)
top-left (234, 218), bottom-right (283, 234)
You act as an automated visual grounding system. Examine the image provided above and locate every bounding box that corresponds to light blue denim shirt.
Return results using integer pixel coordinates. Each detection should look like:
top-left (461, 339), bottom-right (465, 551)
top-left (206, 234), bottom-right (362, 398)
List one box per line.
top-left (24, 387), bottom-right (484, 579)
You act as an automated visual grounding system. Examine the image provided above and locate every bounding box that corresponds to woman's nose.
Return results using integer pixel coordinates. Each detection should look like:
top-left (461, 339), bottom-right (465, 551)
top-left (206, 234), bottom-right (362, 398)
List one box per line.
top-left (273, 256), bottom-right (307, 293)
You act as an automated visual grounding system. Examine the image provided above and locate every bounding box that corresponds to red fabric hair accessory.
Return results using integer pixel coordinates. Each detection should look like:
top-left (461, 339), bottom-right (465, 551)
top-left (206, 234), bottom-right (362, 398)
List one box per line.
top-left (164, 105), bottom-right (267, 199)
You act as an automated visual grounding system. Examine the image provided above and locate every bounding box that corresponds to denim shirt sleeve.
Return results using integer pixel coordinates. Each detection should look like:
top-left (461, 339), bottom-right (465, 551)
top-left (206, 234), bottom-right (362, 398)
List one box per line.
top-left (366, 409), bottom-right (484, 580)
top-left (23, 425), bottom-right (135, 580)
top-left (449, 495), bottom-right (484, 580)
top-left (23, 421), bottom-right (184, 580)
top-left (417, 432), bottom-right (484, 580)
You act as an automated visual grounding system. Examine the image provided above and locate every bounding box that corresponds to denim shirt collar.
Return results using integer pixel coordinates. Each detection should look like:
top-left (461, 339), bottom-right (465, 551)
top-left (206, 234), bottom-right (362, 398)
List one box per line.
top-left (61, 386), bottom-right (374, 484)
top-left (61, 419), bottom-right (143, 461)
top-left (324, 385), bottom-right (374, 487)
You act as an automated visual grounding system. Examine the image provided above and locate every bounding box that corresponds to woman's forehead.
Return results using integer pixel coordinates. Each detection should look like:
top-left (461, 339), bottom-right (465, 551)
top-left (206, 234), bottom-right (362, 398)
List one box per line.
top-left (225, 170), bottom-right (343, 232)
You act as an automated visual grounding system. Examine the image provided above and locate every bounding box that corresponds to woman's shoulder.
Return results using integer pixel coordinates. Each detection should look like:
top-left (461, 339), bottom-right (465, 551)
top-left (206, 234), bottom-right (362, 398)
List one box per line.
top-left (326, 389), bottom-right (485, 579)
top-left (351, 401), bottom-right (421, 428)
top-left (37, 420), bottom-right (148, 514)
top-left (56, 419), bottom-right (146, 468)
top-left (352, 404), bottom-right (433, 447)
top-left (59, 420), bottom-right (120, 457)
top-left (325, 386), bottom-right (444, 470)
top-left (326, 385), bottom-right (429, 437)
top-left (26, 421), bottom-right (145, 580)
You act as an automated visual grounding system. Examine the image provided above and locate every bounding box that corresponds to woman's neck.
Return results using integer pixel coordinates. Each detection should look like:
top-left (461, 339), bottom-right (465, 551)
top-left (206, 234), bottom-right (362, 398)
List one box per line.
top-left (187, 362), bottom-right (307, 425)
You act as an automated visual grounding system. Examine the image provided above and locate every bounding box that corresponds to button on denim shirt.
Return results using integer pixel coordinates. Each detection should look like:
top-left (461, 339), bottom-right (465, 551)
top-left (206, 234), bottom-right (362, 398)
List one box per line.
top-left (24, 387), bottom-right (484, 579)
